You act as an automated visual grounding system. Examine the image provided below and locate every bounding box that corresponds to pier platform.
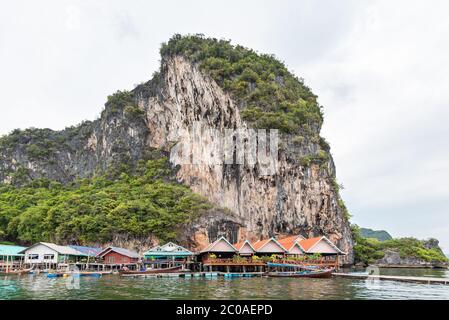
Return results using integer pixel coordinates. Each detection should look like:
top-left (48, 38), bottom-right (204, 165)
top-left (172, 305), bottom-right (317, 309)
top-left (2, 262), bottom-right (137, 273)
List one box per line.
top-left (333, 273), bottom-right (449, 285)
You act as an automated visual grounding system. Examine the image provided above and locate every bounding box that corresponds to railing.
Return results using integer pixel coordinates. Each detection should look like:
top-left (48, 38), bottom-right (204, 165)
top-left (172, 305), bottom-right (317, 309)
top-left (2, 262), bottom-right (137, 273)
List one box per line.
top-left (0, 262), bottom-right (23, 267)
top-left (273, 259), bottom-right (338, 267)
top-left (202, 258), bottom-right (338, 267)
top-left (143, 259), bottom-right (188, 264)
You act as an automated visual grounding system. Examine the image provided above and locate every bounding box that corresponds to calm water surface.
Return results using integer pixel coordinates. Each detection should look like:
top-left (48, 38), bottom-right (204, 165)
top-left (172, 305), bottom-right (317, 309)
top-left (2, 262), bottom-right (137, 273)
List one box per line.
top-left (1, 268), bottom-right (449, 300)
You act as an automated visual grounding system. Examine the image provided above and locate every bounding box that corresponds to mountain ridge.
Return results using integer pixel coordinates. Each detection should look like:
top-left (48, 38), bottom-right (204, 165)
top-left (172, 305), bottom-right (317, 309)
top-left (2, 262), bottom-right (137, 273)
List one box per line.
top-left (360, 228), bottom-right (393, 241)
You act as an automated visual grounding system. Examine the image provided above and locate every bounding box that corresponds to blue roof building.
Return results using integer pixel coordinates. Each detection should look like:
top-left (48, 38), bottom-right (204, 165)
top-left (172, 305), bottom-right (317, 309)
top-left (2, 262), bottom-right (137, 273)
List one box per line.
top-left (0, 244), bottom-right (27, 258)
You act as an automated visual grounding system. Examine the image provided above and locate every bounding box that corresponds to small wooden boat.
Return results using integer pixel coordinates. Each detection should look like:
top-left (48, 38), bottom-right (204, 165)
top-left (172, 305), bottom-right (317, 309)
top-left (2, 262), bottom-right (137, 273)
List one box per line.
top-left (0, 267), bottom-right (34, 275)
top-left (266, 268), bottom-right (334, 279)
top-left (97, 270), bottom-right (114, 275)
top-left (71, 272), bottom-right (102, 278)
top-left (120, 265), bottom-right (183, 275)
top-left (47, 273), bottom-right (63, 278)
top-left (47, 271), bottom-right (103, 278)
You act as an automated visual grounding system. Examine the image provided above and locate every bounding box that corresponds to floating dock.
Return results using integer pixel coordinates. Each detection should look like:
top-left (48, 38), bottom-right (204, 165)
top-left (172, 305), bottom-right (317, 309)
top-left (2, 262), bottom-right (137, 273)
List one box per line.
top-left (222, 272), bottom-right (264, 278)
top-left (333, 273), bottom-right (449, 285)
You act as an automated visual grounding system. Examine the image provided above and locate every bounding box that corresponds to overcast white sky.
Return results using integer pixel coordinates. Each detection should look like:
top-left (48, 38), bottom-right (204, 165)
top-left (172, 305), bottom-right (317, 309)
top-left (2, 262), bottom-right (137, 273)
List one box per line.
top-left (1, 0), bottom-right (448, 251)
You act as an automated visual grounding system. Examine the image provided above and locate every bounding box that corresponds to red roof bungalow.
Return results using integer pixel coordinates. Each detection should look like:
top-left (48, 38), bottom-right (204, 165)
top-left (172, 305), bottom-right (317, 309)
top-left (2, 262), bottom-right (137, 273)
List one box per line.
top-left (97, 246), bottom-right (140, 265)
top-left (233, 240), bottom-right (256, 256)
top-left (252, 238), bottom-right (287, 256)
top-left (277, 235), bottom-right (305, 256)
top-left (198, 236), bottom-right (238, 262)
top-left (299, 236), bottom-right (345, 256)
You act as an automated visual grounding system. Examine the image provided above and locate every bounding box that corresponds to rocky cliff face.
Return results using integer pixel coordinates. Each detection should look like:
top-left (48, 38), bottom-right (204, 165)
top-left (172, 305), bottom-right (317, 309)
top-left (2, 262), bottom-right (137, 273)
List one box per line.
top-left (375, 250), bottom-right (432, 267)
top-left (0, 48), bottom-right (353, 261)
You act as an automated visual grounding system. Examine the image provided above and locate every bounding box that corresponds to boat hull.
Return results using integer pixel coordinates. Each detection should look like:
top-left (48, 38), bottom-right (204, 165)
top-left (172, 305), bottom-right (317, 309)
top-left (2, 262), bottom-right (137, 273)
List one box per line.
top-left (0, 268), bottom-right (34, 275)
top-left (266, 269), bottom-right (334, 279)
top-left (120, 265), bottom-right (183, 275)
top-left (47, 272), bottom-right (103, 278)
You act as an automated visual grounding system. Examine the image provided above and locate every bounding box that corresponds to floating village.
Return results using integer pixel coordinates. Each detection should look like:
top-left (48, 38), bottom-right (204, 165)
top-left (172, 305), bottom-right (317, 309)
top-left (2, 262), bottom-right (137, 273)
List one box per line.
top-left (0, 235), bottom-right (346, 279)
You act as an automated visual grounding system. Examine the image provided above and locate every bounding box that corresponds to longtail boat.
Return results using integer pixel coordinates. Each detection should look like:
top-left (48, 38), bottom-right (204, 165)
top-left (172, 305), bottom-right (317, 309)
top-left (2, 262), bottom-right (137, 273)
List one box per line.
top-left (0, 266), bottom-right (34, 275)
top-left (266, 262), bottom-right (322, 270)
top-left (120, 265), bottom-right (183, 275)
top-left (266, 268), bottom-right (334, 279)
top-left (47, 271), bottom-right (103, 278)
top-left (265, 262), bottom-right (334, 278)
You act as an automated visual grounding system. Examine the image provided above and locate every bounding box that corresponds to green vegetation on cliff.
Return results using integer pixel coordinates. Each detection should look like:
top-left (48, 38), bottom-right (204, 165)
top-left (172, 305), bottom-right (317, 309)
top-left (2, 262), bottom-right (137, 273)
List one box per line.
top-left (101, 90), bottom-right (141, 119)
top-left (0, 157), bottom-right (211, 245)
top-left (0, 128), bottom-right (58, 161)
top-left (160, 34), bottom-right (323, 134)
top-left (352, 225), bottom-right (448, 265)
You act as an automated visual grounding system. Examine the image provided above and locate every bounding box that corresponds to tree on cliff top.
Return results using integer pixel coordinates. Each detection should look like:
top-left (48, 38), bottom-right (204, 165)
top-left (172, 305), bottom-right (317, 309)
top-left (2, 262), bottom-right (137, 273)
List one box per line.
top-left (160, 34), bottom-right (323, 135)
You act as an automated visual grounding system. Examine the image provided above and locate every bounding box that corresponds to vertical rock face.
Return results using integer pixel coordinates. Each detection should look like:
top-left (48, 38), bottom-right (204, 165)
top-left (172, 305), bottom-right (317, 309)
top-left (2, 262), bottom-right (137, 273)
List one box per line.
top-left (134, 56), bottom-right (353, 261)
top-left (0, 53), bottom-right (353, 262)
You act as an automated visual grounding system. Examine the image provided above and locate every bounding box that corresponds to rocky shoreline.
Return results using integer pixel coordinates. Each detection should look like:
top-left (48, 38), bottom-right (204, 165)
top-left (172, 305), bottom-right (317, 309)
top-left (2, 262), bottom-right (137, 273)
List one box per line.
top-left (373, 264), bottom-right (448, 269)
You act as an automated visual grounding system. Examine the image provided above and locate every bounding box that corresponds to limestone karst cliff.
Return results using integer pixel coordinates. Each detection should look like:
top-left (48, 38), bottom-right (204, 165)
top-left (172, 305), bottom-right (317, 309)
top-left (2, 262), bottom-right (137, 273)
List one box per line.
top-left (0, 35), bottom-right (353, 261)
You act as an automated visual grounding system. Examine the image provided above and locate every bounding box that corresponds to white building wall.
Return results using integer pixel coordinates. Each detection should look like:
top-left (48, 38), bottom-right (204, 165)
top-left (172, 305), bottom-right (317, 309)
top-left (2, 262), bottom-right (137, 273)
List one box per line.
top-left (257, 241), bottom-right (284, 253)
top-left (238, 243), bottom-right (255, 255)
top-left (287, 245), bottom-right (303, 255)
top-left (210, 240), bottom-right (236, 252)
top-left (308, 240), bottom-right (339, 254)
top-left (23, 244), bottom-right (59, 264)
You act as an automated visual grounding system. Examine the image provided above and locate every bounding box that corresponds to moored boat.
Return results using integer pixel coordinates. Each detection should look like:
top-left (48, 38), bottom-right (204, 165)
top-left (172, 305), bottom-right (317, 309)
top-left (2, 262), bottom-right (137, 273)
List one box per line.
top-left (72, 272), bottom-right (102, 278)
top-left (266, 268), bottom-right (334, 279)
top-left (0, 267), bottom-right (34, 275)
top-left (47, 273), bottom-right (63, 278)
top-left (47, 271), bottom-right (103, 278)
top-left (120, 265), bottom-right (183, 275)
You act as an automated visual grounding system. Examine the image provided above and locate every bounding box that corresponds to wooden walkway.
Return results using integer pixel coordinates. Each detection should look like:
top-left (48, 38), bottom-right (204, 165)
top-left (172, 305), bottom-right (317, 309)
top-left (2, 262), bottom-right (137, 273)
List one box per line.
top-left (333, 273), bottom-right (449, 285)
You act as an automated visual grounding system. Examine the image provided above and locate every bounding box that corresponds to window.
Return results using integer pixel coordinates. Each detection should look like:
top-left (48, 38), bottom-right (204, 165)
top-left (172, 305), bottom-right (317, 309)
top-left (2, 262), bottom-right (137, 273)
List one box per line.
top-left (108, 256), bottom-right (115, 263)
top-left (43, 254), bottom-right (54, 260)
top-left (28, 254), bottom-right (39, 260)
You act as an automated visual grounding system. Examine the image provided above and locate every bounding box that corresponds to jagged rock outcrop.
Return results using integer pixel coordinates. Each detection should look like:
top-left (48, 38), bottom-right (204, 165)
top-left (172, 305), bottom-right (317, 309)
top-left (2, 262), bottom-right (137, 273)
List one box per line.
top-left (180, 209), bottom-right (246, 252)
top-left (0, 39), bottom-right (353, 261)
top-left (375, 250), bottom-right (433, 267)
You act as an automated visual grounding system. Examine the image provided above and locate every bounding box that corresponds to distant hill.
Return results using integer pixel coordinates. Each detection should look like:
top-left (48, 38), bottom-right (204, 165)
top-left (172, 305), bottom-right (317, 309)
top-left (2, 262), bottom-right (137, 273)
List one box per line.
top-left (360, 228), bottom-right (393, 241)
top-left (353, 226), bottom-right (448, 266)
